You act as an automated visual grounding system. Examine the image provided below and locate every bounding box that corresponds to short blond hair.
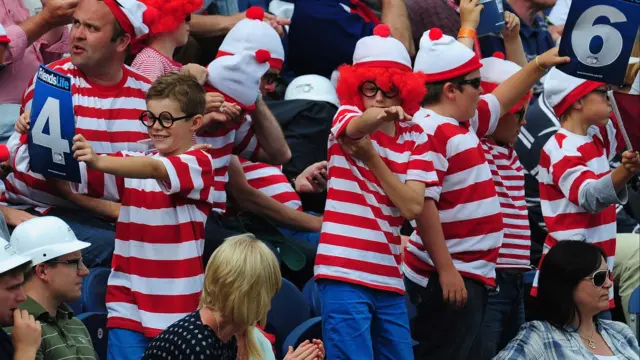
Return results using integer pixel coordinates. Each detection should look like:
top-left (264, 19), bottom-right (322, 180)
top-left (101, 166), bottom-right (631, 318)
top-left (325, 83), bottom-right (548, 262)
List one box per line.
top-left (200, 234), bottom-right (281, 328)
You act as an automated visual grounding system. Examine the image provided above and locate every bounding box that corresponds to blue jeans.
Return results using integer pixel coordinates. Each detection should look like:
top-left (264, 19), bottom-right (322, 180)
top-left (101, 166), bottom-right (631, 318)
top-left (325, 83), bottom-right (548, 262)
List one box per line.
top-left (317, 280), bottom-right (414, 360)
top-left (107, 328), bottom-right (150, 360)
top-left (469, 269), bottom-right (525, 360)
top-left (406, 275), bottom-right (488, 360)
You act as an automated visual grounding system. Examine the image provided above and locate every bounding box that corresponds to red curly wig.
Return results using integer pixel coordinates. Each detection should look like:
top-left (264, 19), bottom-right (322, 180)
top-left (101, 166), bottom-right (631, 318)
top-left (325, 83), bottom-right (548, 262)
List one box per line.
top-left (336, 65), bottom-right (426, 115)
top-left (143, 0), bottom-right (203, 35)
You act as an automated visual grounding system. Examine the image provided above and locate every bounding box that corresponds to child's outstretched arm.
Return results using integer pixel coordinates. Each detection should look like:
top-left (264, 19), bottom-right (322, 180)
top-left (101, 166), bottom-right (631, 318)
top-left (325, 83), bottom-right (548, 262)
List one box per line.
top-left (344, 106), bottom-right (412, 139)
top-left (492, 47), bottom-right (570, 117)
top-left (502, 11), bottom-right (527, 67)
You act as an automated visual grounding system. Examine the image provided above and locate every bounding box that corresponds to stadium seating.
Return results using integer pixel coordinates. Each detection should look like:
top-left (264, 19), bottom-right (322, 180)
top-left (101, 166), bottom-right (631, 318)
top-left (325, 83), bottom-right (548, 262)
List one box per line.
top-left (78, 312), bottom-right (109, 360)
top-left (630, 286), bottom-right (639, 341)
top-left (267, 278), bottom-right (312, 358)
top-left (281, 317), bottom-right (322, 356)
top-left (302, 278), bottom-right (322, 317)
top-left (81, 267), bottom-right (111, 313)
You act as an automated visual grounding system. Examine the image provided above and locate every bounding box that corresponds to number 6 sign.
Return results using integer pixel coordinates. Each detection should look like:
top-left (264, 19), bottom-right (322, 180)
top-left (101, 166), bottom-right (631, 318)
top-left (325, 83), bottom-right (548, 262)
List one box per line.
top-left (27, 65), bottom-right (81, 183)
top-left (558, 0), bottom-right (640, 85)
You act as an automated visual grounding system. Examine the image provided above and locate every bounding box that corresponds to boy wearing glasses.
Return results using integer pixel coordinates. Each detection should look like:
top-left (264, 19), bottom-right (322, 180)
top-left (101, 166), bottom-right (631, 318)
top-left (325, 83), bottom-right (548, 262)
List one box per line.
top-left (7, 216), bottom-right (96, 360)
top-left (532, 68), bottom-right (640, 309)
top-left (404, 27), bottom-right (569, 359)
top-left (313, 24), bottom-right (437, 359)
top-left (69, 73), bottom-right (215, 360)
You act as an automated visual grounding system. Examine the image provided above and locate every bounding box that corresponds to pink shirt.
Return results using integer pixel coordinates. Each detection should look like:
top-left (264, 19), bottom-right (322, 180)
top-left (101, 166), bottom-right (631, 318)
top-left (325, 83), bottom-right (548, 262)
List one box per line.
top-left (0, 0), bottom-right (69, 104)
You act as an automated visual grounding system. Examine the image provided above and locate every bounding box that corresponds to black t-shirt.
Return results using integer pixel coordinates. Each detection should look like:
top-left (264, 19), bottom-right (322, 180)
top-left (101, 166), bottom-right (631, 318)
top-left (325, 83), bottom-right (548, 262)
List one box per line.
top-left (142, 311), bottom-right (237, 360)
top-left (0, 328), bottom-right (14, 359)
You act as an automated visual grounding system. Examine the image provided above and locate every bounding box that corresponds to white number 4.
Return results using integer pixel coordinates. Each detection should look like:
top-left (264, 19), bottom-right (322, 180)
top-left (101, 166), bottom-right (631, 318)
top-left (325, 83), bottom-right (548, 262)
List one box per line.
top-left (31, 97), bottom-right (70, 165)
top-left (571, 5), bottom-right (626, 68)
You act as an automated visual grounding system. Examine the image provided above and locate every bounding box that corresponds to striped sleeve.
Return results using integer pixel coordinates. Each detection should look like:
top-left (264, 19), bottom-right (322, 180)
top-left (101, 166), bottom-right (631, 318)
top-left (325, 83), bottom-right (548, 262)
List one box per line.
top-left (470, 93), bottom-right (501, 138)
top-left (544, 148), bottom-right (598, 206)
top-left (406, 132), bottom-right (439, 186)
top-left (74, 153), bottom-right (126, 202)
top-left (330, 106), bottom-right (362, 138)
top-left (157, 149), bottom-right (214, 201)
top-left (233, 116), bottom-right (260, 160)
top-left (131, 53), bottom-right (165, 82)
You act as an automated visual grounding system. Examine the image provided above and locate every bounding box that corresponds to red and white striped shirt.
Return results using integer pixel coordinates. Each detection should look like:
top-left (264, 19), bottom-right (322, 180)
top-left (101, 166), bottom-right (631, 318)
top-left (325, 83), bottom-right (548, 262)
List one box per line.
top-left (533, 121), bottom-right (624, 306)
top-left (74, 149), bottom-right (215, 337)
top-left (404, 95), bottom-right (504, 288)
top-left (195, 116), bottom-right (260, 213)
top-left (131, 47), bottom-right (183, 82)
top-left (4, 58), bottom-right (151, 209)
top-left (481, 139), bottom-right (530, 270)
top-left (240, 159), bottom-right (302, 210)
top-left (314, 105), bottom-right (438, 295)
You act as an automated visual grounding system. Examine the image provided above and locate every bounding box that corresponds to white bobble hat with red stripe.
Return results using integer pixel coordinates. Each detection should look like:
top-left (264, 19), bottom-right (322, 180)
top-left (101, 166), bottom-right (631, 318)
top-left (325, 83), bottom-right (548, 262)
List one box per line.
top-left (217, 7), bottom-right (285, 70)
top-left (414, 28), bottom-right (483, 82)
top-left (480, 52), bottom-right (530, 113)
top-left (103, 0), bottom-right (159, 42)
top-left (0, 24), bottom-right (9, 44)
top-left (543, 67), bottom-right (605, 117)
top-left (352, 24), bottom-right (412, 72)
top-left (206, 50), bottom-right (272, 111)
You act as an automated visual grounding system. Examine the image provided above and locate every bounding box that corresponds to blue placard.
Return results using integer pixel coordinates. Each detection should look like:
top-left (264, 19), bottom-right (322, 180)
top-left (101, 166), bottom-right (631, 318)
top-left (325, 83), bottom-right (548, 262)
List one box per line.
top-left (477, 0), bottom-right (505, 35)
top-left (557, 0), bottom-right (640, 85)
top-left (27, 65), bottom-right (81, 183)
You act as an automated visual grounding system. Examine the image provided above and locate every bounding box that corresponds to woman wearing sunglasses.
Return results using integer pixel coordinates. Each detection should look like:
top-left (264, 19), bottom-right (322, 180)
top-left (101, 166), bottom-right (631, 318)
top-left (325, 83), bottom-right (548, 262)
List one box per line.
top-left (495, 241), bottom-right (640, 360)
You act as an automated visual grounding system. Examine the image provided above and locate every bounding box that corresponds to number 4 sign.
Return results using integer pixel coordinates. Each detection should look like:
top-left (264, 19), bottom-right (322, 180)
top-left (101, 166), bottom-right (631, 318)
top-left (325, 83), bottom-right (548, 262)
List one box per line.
top-left (558, 0), bottom-right (640, 85)
top-left (27, 65), bottom-right (81, 183)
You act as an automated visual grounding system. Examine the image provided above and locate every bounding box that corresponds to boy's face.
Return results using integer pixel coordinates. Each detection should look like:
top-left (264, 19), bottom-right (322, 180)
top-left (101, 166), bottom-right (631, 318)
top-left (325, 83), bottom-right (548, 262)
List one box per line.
top-left (491, 108), bottom-right (526, 147)
top-left (145, 98), bottom-right (201, 156)
top-left (360, 80), bottom-right (402, 109)
top-left (260, 67), bottom-right (281, 96)
top-left (453, 70), bottom-right (483, 121)
top-left (580, 86), bottom-right (612, 126)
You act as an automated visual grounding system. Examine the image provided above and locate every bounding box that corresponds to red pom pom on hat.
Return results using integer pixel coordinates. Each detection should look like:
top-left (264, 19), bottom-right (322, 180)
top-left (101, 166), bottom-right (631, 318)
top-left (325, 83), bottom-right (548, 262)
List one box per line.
top-left (255, 49), bottom-right (271, 63)
top-left (428, 28), bottom-right (443, 41)
top-left (492, 51), bottom-right (505, 60)
top-left (373, 24), bottom-right (391, 38)
top-left (246, 6), bottom-right (264, 20)
top-left (0, 145), bottom-right (8, 162)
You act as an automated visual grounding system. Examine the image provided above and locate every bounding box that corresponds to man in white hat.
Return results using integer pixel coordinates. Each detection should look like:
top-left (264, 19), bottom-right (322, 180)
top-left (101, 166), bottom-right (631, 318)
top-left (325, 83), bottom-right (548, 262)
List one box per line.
top-left (6, 216), bottom-right (96, 360)
top-left (0, 236), bottom-right (41, 360)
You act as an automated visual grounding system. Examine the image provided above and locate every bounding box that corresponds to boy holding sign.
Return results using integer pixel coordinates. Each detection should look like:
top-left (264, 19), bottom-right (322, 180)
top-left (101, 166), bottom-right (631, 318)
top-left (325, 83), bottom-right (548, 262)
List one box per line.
top-left (70, 73), bottom-right (214, 360)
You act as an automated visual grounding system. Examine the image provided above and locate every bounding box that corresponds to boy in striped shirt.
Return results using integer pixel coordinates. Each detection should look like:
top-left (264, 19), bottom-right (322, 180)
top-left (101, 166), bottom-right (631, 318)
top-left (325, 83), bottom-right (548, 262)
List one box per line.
top-left (532, 68), bottom-right (640, 307)
top-left (70, 73), bottom-right (215, 360)
top-left (314, 24), bottom-right (437, 359)
top-left (406, 25), bottom-right (569, 359)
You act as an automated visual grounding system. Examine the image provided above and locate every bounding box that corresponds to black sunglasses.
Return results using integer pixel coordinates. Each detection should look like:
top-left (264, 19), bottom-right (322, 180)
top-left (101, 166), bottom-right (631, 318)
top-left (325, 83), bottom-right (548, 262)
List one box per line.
top-left (591, 87), bottom-right (611, 97)
top-left (359, 81), bottom-right (399, 98)
top-left (139, 111), bottom-right (197, 129)
top-left (456, 77), bottom-right (482, 90)
top-left (586, 269), bottom-right (613, 287)
top-left (47, 258), bottom-right (87, 271)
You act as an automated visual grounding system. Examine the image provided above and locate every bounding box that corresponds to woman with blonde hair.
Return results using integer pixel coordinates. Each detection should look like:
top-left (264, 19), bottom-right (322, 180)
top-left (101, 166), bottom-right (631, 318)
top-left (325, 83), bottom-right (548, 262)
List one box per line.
top-left (142, 234), bottom-right (324, 360)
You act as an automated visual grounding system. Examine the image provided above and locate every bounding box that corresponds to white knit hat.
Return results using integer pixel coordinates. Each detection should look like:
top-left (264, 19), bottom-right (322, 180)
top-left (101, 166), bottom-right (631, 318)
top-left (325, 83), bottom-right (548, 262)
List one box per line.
top-left (217, 7), bottom-right (285, 70)
top-left (480, 52), bottom-right (530, 113)
top-left (285, 75), bottom-right (340, 107)
top-left (543, 67), bottom-right (605, 117)
top-left (0, 24), bottom-right (9, 44)
top-left (352, 24), bottom-right (412, 72)
top-left (206, 50), bottom-right (272, 110)
top-left (103, 0), bottom-right (158, 41)
top-left (414, 28), bottom-right (483, 82)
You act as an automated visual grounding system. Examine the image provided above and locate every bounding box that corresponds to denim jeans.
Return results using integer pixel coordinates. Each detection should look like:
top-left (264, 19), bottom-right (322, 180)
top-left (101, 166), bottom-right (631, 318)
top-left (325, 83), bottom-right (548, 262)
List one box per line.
top-left (469, 269), bottom-right (525, 360)
top-left (107, 328), bottom-right (150, 360)
top-left (317, 280), bottom-right (414, 360)
top-left (405, 275), bottom-right (488, 360)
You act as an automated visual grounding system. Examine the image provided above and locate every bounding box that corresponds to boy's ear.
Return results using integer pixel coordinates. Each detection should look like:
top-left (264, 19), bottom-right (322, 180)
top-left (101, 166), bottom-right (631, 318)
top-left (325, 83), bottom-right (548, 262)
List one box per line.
top-left (190, 114), bottom-right (204, 133)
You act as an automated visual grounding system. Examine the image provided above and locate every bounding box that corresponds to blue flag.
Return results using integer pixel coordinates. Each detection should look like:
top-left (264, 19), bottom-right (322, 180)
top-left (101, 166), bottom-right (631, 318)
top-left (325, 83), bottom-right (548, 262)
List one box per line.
top-left (28, 65), bottom-right (81, 183)
top-left (558, 0), bottom-right (640, 85)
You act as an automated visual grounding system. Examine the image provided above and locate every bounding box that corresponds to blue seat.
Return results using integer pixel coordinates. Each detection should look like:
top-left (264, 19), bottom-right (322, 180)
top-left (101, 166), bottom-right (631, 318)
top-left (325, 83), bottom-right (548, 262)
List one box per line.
top-left (77, 312), bottom-right (109, 360)
top-left (82, 267), bottom-right (111, 313)
top-left (302, 278), bottom-right (322, 317)
top-left (267, 278), bottom-right (311, 358)
top-left (67, 298), bottom-right (84, 315)
top-left (281, 317), bottom-right (322, 356)
top-left (629, 286), bottom-right (640, 341)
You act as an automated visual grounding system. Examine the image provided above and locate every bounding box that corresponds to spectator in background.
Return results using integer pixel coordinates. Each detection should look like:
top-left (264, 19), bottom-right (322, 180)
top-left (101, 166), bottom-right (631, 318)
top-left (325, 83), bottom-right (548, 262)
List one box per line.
top-left (7, 217), bottom-right (96, 360)
top-left (0, 0), bottom-right (77, 144)
top-left (495, 241), bottom-right (640, 359)
top-left (546, 0), bottom-right (569, 42)
top-left (0, 236), bottom-right (41, 360)
top-left (478, 0), bottom-right (556, 97)
top-left (287, 0), bottom-right (414, 78)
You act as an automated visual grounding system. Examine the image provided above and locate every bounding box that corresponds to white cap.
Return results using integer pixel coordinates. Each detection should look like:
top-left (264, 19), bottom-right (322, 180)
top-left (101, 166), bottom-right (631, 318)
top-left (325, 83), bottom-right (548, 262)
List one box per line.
top-left (352, 24), bottom-right (412, 72)
top-left (103, 0), bottom-right (158, 41)
top-left (285, 75), bottom-right (340, 107)
top-left (480, 52), bottom-right (530, 113)
top-left (0, 24), bottom-right (9, 44)
top-left (217, 6), bottom-right (285, 70)
top-left (0, 238), bottom-right (30, 274)
top-left (206, 50), bottom-right (271, 110)
top-left (10, 217), bottom-right (90, 267)
top-left (543, 67), bottom-right (604, 117)
top-left (414, 28), bottom-right (483, 82)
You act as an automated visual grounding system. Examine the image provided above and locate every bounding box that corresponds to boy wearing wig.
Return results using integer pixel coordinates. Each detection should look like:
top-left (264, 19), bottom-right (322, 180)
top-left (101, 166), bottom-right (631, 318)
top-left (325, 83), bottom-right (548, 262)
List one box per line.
top-left (532, 68), bottom-right (640, 307)
top-left (70, 73), bottom-right (215, 360)
top-left (404, 25), bottom-right (569, 358)
top-left (314, 24), bottom-right (438, 359)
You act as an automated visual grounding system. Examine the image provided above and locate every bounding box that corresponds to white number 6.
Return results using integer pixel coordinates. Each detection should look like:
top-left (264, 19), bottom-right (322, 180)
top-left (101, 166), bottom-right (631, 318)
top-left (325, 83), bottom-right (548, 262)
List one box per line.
top-left (31, 97), bottom-right (71, 164)
top-left (571, 5), bottom-right (626, 67)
